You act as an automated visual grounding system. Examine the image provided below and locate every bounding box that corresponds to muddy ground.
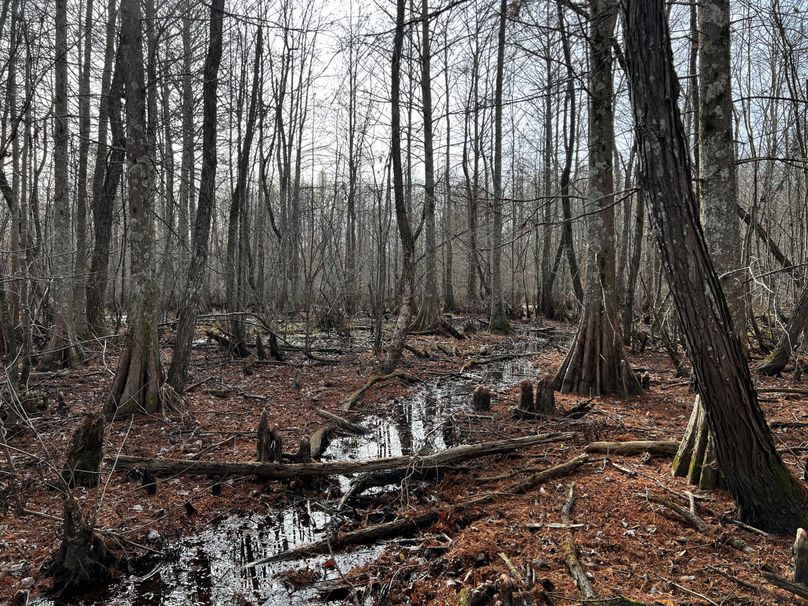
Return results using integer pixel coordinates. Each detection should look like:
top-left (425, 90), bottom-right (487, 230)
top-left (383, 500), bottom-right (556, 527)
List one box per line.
top-left (1, 316), bottom-right (806, 605)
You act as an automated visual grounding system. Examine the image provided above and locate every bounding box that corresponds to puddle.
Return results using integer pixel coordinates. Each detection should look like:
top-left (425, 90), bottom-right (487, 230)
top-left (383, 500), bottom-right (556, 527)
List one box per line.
top-left (37, 330), bottom-right (546, 605)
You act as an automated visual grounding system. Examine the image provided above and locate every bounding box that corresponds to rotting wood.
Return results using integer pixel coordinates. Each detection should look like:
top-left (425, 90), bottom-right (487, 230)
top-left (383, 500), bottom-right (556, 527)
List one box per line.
top-left (639, 492), bottom-right (708, 532)
top-left (309, 425), bottom-right (335, 460)
top-left (519, 380), bottom-right (534, 411)
top-left (509, 453), bottom-right (589, 495)
top-left (341, 372), bottom-right (421, 411)
top-left (315, 409), bottom-right (369, 434)
top-left (245, 511), bottom-right (440, 566)
top-left (563, 538), bottom-right (595, 599)
top-left (762, 570), bottom-right (808, 600)
top-left (586, 441), bottom-right (677, 456)
top-left (795, 528), bottom-right (808, 584)
top-left (106, 432), bottom-right (575, 480)
top-left (472, 385), bottom-right (491, 411)
top-left (561, 482), bottom-right (576, 524)
top-left (536, 377), bottom-right (555, 414)
top-left (62, 413), bottom-right (104, 488)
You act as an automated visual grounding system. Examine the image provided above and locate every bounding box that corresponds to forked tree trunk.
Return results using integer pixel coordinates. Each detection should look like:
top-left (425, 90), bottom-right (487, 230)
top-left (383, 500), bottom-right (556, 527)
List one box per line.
top-left (167, 0), bottom-right (225, 392)
top-left (623, 0), bottom-right (808, 534)
top-left (105, 0), bottom-right (163, 417)
top-left (555, 0), bottom-right (641, 397)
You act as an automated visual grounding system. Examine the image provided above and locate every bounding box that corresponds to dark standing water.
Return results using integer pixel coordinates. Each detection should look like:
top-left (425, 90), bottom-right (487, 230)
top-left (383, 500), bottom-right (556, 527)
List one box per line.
top-left (38, 331), bottom-right (545, 605)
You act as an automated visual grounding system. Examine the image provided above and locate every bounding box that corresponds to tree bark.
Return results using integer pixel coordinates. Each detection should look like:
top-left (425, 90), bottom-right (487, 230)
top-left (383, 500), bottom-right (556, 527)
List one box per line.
top-left (623, 0), bottom-right (808, 534)
top-left (105, 0), bottom-right (164, 416)
top-left (555, 0), bottom-right (641, 396)
top-left (167, 0), bottom-right (225, 392)
top-left (489, 0), bottom-right (511, 334)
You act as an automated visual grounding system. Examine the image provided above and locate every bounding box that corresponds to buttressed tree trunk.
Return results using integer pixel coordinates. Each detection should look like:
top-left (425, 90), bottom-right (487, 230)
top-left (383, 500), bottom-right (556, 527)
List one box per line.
top-left (674, 0), bottom-right (744, 490)
top-left (623, 0), bottom-right (808, 535)
top-left (106, 0), bottom-right (163, 417)
top-left (488, 0), bottom-right (511, 334)
top-left (167, 0), bottom-right (225, 392)
top-left (554, 0), bottom-right (641, 396)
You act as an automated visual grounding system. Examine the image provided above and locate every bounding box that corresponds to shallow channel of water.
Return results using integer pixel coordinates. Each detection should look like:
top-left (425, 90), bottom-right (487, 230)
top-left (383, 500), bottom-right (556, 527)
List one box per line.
top-left (40, 332), bottom-right (544, 605)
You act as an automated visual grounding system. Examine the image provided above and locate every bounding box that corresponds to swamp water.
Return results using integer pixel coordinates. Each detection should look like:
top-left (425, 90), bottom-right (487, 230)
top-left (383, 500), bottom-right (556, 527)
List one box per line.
top-left (42, 332), bottom-right (546, 605)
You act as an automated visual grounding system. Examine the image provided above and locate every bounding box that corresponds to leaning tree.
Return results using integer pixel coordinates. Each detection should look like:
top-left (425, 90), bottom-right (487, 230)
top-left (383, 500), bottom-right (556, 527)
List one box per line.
top-left (105, 0), bottom-right (163, 416)
top-left (623, 0), bottom-right (808, 535)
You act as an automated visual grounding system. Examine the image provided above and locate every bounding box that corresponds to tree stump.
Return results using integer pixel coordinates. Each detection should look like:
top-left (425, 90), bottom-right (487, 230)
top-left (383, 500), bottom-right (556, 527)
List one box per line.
top-left (47, 496), bottom-right (117, 592)
top-left (269, 332), bottom-right (284, 361)
top-left (795, 528), bottom-right (808, 585)
top-left (62, 413), bottom-right (105, 488)
top-left (641, 372), bottom-right (651, 390)
top-left (255, 334), bottom-right (267, 360)
top-left (672, 396), bottom-right (721, 490)
top-left (536, 378), bottom-right (555, 415)
top-left (519, 380), bottom-right (534, 411)
top-left (472, 386), bottom-right (491, 411)
top-left (257, 411), bottom-right (282, 463)
top-left (295, 437), bottom-right (312, 464)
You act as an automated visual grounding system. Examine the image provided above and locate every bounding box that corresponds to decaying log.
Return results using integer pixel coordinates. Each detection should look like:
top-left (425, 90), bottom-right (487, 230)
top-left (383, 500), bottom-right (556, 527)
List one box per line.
top-left (586, 441), bottom-right (678, 456)
top-left (315, 409), bottom-right (369, 434)
top-left (639, 492), bottom-right (708, 533)
top-left (563, 538), bottom-right (596, 599)
top-left (341, 372), bottom-right (421, 411)
top-left (246, 511), bottom-right (440, 566)
top-left (795, 528), bottom-right (808, 584)
top-left (107, 432), bottom-right (575, 480)
top-left (47, 496), bottom-right (119, 592)
top-left (473, 385), bottom-right (491, 411)
top-left (762, 570), bottom-right (808, 600)
top-left (62, 413), bottom-right (105, 488)
top-left (509, 454), bottom-right (590, 495)
top-left (206, 330), bottom-right (250, 358)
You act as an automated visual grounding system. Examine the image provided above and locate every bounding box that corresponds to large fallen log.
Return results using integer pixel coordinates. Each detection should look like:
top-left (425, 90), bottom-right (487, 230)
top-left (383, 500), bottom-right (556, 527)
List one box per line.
top-left (106, 432), bottom-right (575, 480)
top-left (585, 440), bottom-right (678, 456)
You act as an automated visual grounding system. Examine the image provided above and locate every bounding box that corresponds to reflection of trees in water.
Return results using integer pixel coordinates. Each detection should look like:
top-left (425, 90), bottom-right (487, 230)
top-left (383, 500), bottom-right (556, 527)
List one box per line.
top-left (188, 546), bottom-right (213, 605)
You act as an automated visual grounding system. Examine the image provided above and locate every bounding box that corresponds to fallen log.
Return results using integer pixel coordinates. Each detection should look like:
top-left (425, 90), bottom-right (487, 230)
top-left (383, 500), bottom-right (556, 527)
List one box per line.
top-left (509, 453), bottom-right (590, 495)
top-left (315, 409), bottom-right (369, 434)
top-left (639, 492), bottom-right (708, 533)
top-left (106, 432), bottom-right (575, 480)
top-left (246, 511), bottom-right (440, 566)
top-left (563, 538), bottom-right (596, 599)
top-left (341, 372), bottom-right (422, 411)
top-left (762, 570), bottom-right (808, 600)
top-left (585, 441), bottom-right (678, 456)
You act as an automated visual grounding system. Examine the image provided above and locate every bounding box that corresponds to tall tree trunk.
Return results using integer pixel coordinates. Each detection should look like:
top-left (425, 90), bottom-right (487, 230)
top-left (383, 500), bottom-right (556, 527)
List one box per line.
top-left (167, 0), bottom-right (225, 392)
top-left (73, 0), bottom-right (94, 337)
top-left (382, 0), bottom-right (416, 374)
top-left (555, 0), bottom-right (640, 396)
top-left (412, 0), bottom-right (441, 331)
top-left (105, 0), bottom-right (163, 416)
top-left (86, 0), bottom-right (119, 334)
top-left (673, 0), bottom-right (745, 490)
top-left (623, 0), bottom-right (808, 535)
top-left (489, 0), bottom-right (511, 334)
top-left (539, 30), bottom-right (555, 318)
top-left (442, 32), bottom-right (455, 312)
top-left (41, 0), bottom-right (82, 369)
top-left (225, 26), bottom-right (262, 348)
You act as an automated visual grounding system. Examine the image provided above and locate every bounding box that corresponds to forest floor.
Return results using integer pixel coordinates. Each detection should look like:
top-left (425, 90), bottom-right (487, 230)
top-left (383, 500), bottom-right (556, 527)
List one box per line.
top-left (0, 316), bottom-right (806, 605)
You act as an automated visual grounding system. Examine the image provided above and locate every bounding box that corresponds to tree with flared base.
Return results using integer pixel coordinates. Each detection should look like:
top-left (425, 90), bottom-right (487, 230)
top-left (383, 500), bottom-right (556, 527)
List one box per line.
top-left (554, 0), bottom-right (640, 397)
top-left (105, 0), bottom-right (164, 418)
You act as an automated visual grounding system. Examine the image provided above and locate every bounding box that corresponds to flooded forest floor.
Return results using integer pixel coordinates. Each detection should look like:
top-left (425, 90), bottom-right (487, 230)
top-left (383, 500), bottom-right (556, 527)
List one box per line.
top-left (1, 316), bottom-right (807, 605)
